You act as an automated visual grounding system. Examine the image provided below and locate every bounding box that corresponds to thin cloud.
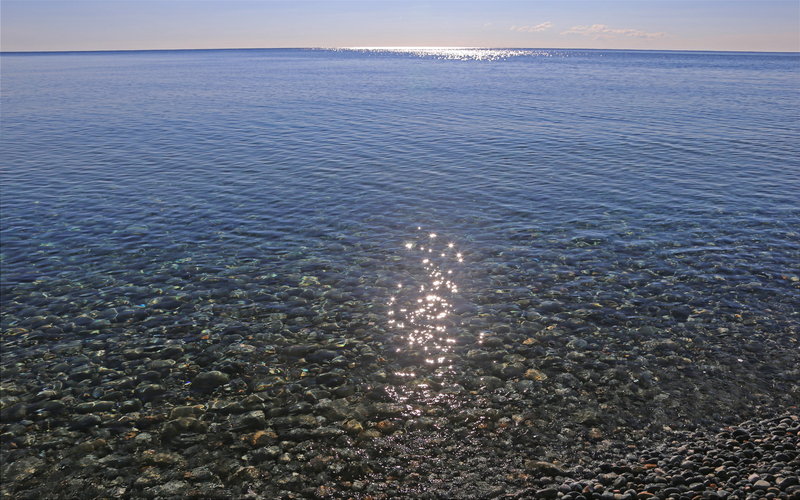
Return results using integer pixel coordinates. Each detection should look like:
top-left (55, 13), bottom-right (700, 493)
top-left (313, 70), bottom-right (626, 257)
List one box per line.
top-left (561, 24), bottom-right (665, 39)
top-left (510, 22), bottom-right (554, 33)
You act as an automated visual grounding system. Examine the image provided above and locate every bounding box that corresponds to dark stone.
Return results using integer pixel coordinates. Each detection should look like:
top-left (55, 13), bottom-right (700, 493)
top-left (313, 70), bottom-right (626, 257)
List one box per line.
top-left (169, 406), bottom-right (205, 419)
top-left (136, 383), bottom-right (166, 402)
top-left (70, 414), bottom-right (102, 430)
top-left (69, 367), bottom-right (94, 381)
top-left (317, 372), bottom-right (345, 388)
top-left (598, 473), bottom-right (618, 485)
top-left (306, 349), bottom-right (338, 363)
top-left (120, 399), bottom-right (142, 412)
top-left (0, 403), bottom-right (28, 422)
top-left (192, 371), bottom-right (230, 393)
top-left (539, 301), bottom-right (564, 314)
top-left (536, 488), bottom-right (559, 499)
top-left (525, 460), bottom-right (566, 476)
top-left (154, 297), bottom-right (182, 310)
top-left (162, 418), bottom-right (207, 440)
top-left (234, 411), bottom-right (267, 430)
top-left (3, 456), bottom-right (45, 482)
top-left (670, 306), bottom-right (691, 322)
top-left (732, 429), bottom-right (749, 440)
top-left (39, 400), bottom-right (67, 415)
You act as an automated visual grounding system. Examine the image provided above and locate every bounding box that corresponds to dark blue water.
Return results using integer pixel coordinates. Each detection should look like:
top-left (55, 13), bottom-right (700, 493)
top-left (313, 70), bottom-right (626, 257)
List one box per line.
top-left (1, 49), bottom-right (799, 456)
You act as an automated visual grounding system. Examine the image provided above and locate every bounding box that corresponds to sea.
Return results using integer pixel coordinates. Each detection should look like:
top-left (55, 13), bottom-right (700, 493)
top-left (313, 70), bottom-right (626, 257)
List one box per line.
top-left (1, 48), bottom-right (799, 495)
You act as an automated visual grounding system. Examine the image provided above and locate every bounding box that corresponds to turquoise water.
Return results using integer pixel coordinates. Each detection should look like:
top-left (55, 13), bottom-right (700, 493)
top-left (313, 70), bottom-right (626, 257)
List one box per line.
top-left (1, 48), bottom-right (799, 465)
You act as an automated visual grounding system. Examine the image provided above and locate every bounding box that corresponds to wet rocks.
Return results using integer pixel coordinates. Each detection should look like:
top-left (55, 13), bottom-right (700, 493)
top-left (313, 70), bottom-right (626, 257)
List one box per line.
top-left (0, 403), bottom-right (28, 422)
top-left (306, 349), bottom-right (338, 364)
top-left (191, 371), bottom-right (229, 393)
top-left (161, 417), bottom-right (207, 440)
top-left (535, 487), bottom-right (559, 499)
top-left (316, 372), bottom-right (345, 388)
top-left (169, 405), bottom-right (205, 419)
top-left (69, 414), bottom-right (102, 430)
top-left (2, 456), bottom-right (45, 483)
top-left (135, 383), bottom-right (166, 402)
top-left (233, 411), bottom-right (267, 430)
top-left (1, 232), bottom-right (798, 500)
top-left (525, 460), bottom-right (565, 476)
top-left (538, 300), bottom-right (565, 314)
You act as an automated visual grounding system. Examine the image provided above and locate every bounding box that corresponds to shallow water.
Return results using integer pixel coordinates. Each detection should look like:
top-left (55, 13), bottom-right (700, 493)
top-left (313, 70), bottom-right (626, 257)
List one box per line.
top-left (1, 48), bottom-right (799, 479)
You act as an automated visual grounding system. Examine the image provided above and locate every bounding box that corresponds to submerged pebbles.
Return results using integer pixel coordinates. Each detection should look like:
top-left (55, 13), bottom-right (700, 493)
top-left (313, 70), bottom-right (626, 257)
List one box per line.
top-left (1, 228), bottom-right (798, 498)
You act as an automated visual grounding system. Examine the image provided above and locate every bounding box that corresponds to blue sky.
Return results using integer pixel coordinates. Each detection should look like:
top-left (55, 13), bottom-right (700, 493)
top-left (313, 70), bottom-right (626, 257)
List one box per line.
top-left (1, 0), bottom-right (798, 52)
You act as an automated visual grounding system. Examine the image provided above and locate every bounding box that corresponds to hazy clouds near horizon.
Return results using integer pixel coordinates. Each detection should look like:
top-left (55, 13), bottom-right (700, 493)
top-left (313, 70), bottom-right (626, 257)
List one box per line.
top-left (1, 0), bottom-right (798, 53)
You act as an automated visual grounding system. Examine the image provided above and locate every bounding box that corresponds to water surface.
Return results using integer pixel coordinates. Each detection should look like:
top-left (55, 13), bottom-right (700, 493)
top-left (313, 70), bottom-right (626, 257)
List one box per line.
top-left (1, 48), bottom-right (799, 473)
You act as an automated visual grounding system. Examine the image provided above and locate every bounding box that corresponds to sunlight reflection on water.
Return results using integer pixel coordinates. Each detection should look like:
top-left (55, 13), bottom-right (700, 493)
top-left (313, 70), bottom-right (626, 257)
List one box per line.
top-left (388, 228), bottom-right (464, 366)
top-left (338, 47), bottom-right (554, 61)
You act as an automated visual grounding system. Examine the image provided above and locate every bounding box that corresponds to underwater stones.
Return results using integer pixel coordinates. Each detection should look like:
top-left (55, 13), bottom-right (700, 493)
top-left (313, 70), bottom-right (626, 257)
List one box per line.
top-left (250, 377), bottom-right (283, 392)
top-left (155, 344), bottom-right (185, 359)
top-left (331, 384), bottom-right (355, 397)
top-left (0, 403), bottom-right (28, 422)
top-left (147, 359), bottom-right (176, 373)
top-left (535, 487), bottom-right (559, 499)
top-left (670, 306), bottom-right (692, 322)
top-left (280, 345), bottom-right (313, 359)
top-left (482, 336), bottom-right (506, 348)
top-left (2, 456), bottom-right (45, 483)
top-left (341, 419), bottom-right (364, 435)
top-left (69, 366), bottom-right (95, 381)
top-left (316, 372), bottom-right (345, 388)
top-left (306, 349), bottom-right (338, 364)
top-left (139, 449), bottom-right (186, 468)
top-left (245, 429), bottom-right (278, 448)
top-left (465, 349), bottom-right (492, 363)
top-left (637, 326), bottom-right (659, 336)
top-left (233, 411), bottom-right (267, 430)
top-left (525, 309), bottom-right (544, 322)
top-left (242, 394), bottom-right (268, 410)
top-left (150, 480), bottom-right (189, 497)
top-left (499, 362), bottom-right (525, 379)
top-left (313, 399), bottom-right (349, 421)
top-left (525, 460), bottom-right (566, 476)
top-left (122, 347), bottom-right (146, 360)
top-left (149, 296), bottom-right (182, 310)
top-left (524, 369), bottom-right (548, 382)
top-left (477, 376), bottom-right (504, 391)
top-left (69, 414), bottom-right (102, 430)
top-left (538, 300), bottom-right (565, 314)
top-left (120, 399), bottom-right (142, 413)
top-left (169, 405), bottom-right (205, 419)
top-left (161, 418), bottom-right (207, 440)
top-left (1, 231), bottom-right (798, 497)
top-left (192, 371), bottom-right (230, 393)
top-left (75, 401), bottom-right (115, 413)
top-left (566, 338), bottom-right (588, 350)
top-left (37, 399), bottom-right (67, 416)
top-left (135, 383), bottom-right (166, 402)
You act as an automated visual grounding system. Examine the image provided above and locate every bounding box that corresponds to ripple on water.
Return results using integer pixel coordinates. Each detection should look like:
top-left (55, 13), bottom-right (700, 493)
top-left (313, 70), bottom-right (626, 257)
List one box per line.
top-left (0, 50), bottom-right (798, 484)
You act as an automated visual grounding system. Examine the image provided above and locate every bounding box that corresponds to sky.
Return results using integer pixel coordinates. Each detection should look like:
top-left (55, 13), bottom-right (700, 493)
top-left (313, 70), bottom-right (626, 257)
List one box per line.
top-left (1, 0), bottom-right (798, 53)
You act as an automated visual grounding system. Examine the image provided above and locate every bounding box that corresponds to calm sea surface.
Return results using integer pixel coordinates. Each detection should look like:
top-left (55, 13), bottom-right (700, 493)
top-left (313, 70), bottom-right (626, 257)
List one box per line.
top-left (1, 48), bottom-right (799, 470)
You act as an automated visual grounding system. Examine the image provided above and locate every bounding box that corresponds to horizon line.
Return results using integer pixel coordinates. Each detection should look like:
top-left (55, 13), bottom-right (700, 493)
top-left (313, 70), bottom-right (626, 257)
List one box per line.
top-left (2, 46), bottom-right (798, 55)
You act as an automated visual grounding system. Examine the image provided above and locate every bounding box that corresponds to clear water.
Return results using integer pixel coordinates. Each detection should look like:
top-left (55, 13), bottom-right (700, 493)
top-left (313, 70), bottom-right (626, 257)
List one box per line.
top-left (1, 48), bottom-right (799, 454)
